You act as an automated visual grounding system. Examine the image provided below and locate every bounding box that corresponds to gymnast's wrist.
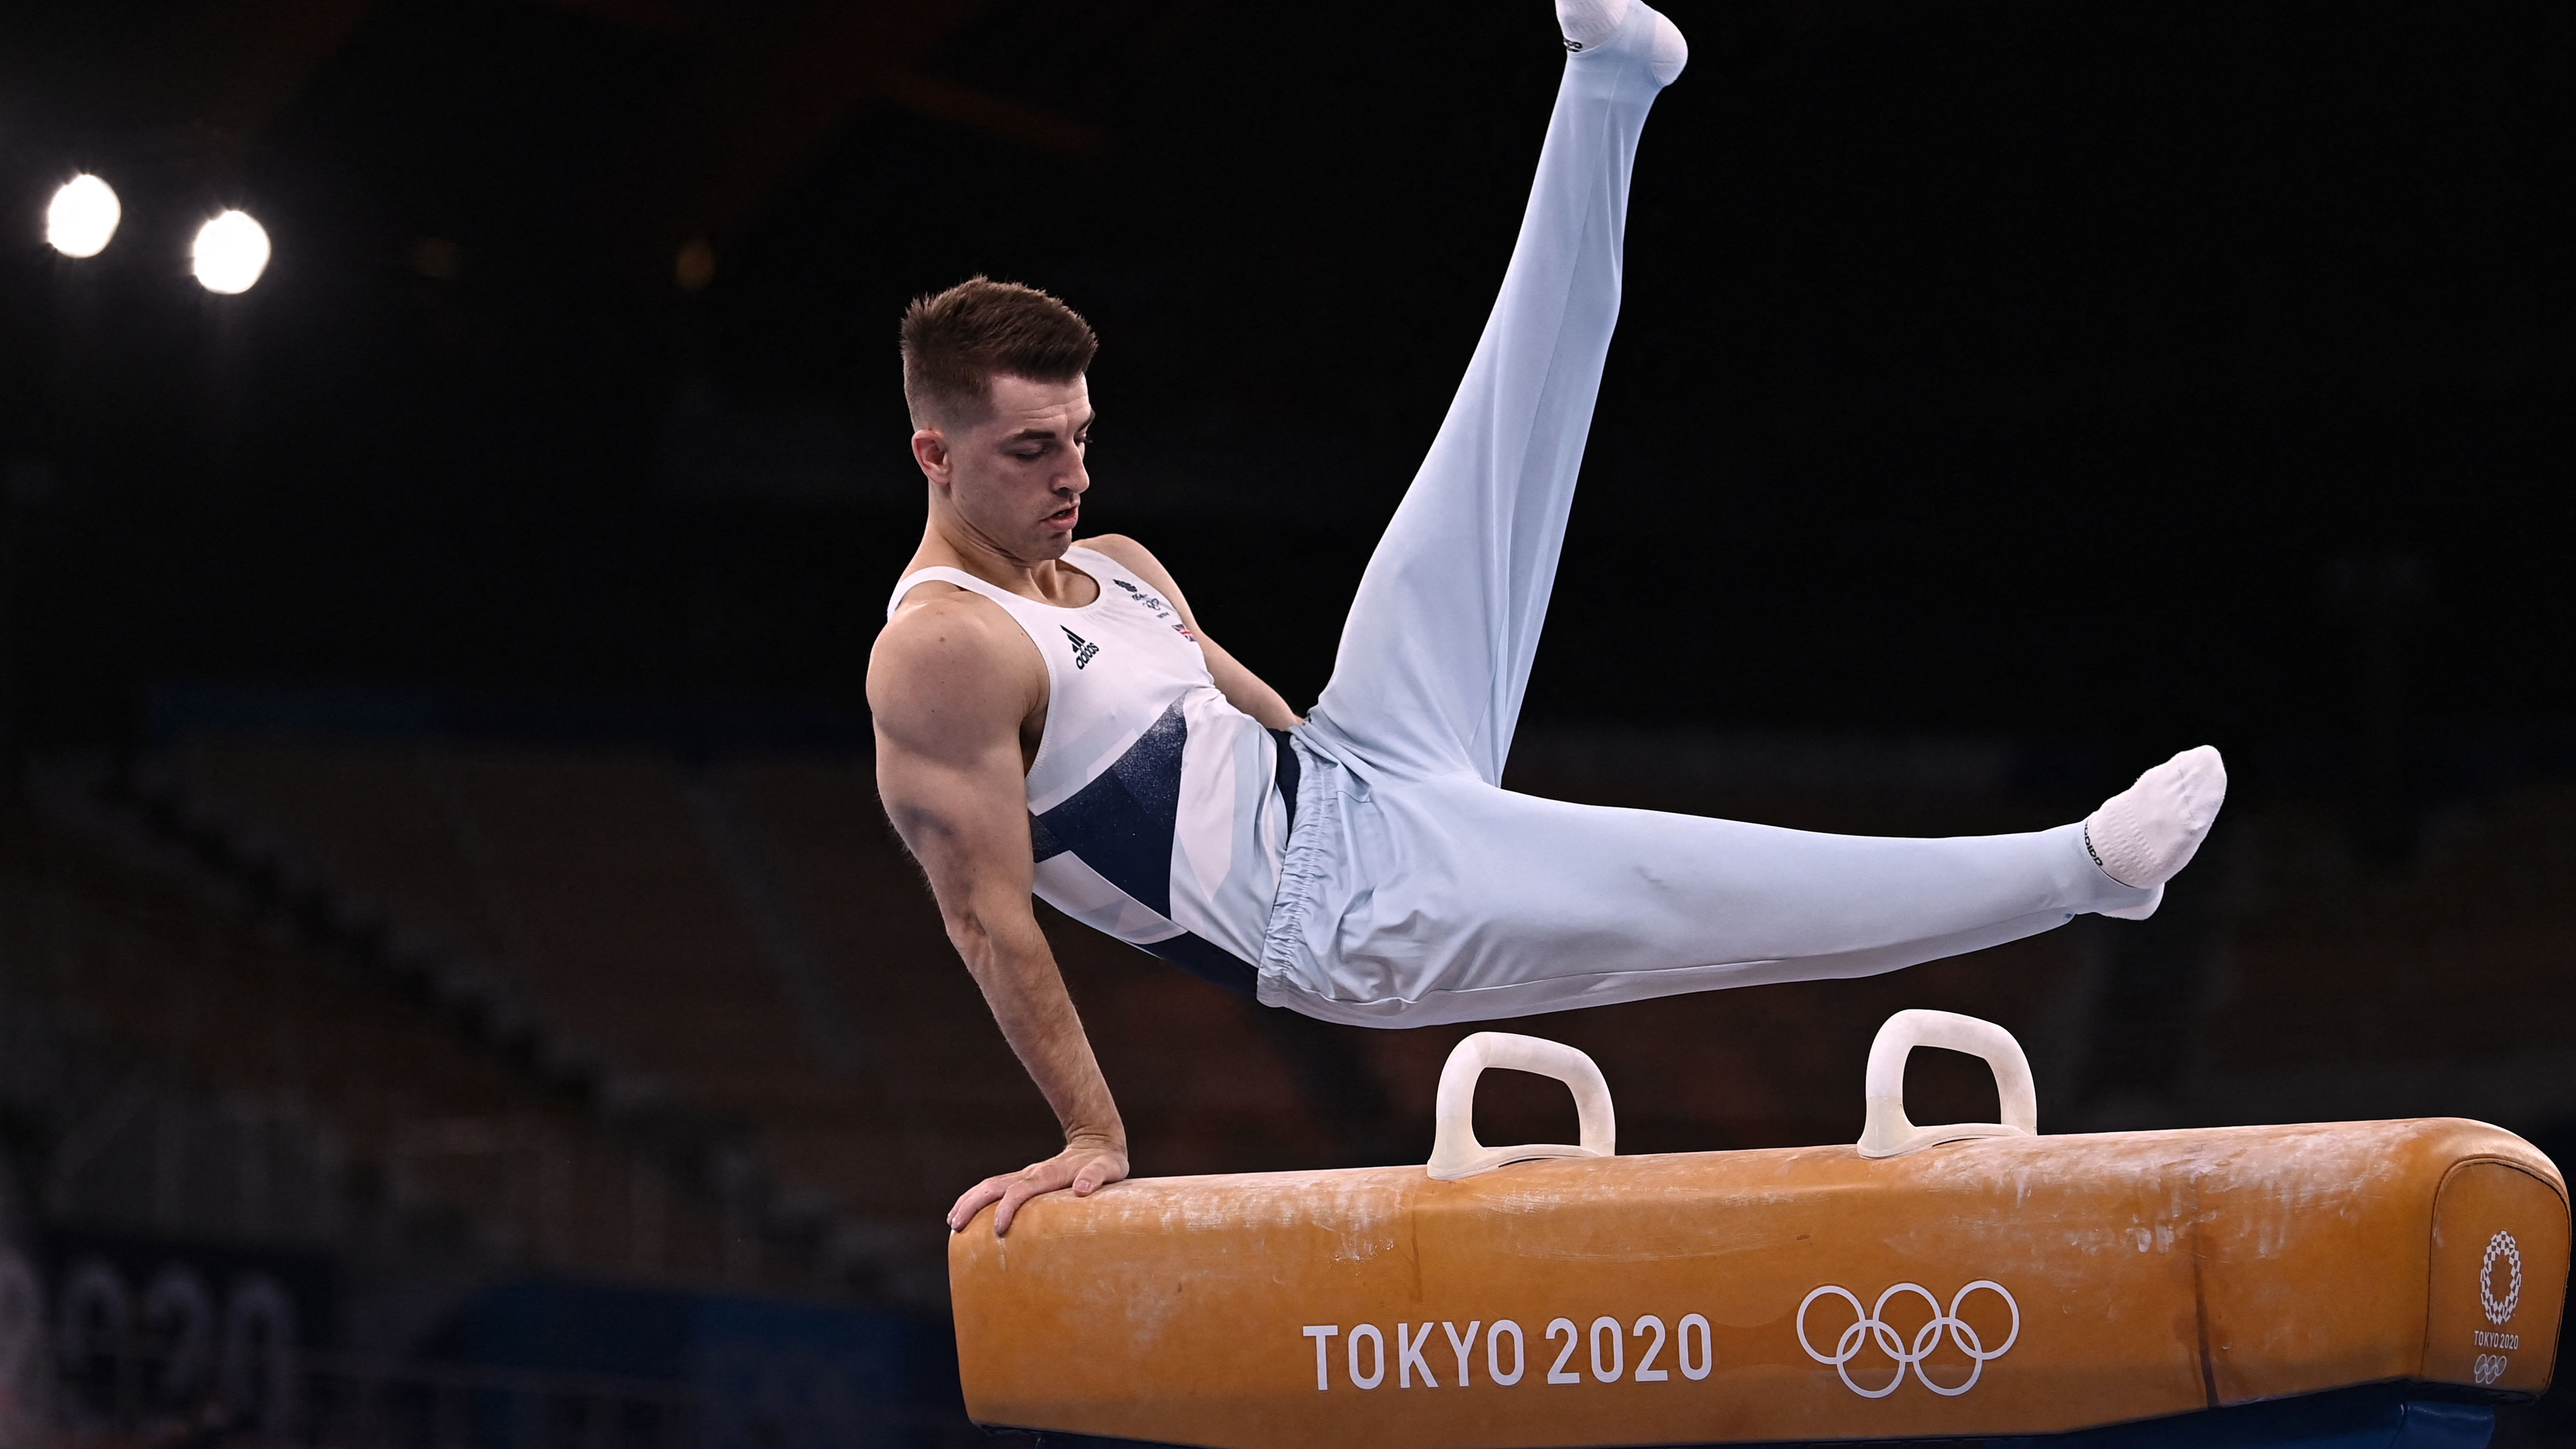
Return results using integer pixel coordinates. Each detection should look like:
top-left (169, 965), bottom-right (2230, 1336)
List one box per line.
top-left (1064, 1125), bottom-right (1126, 1154)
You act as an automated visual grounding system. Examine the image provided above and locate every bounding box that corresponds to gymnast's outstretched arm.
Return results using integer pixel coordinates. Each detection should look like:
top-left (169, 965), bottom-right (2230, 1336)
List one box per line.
top-left (870, 589), bottom-right (1129, 1235)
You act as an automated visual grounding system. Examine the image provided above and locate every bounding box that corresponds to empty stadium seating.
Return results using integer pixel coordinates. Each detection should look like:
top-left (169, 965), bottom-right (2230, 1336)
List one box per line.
top-left (0, 808), bottom-right (743, 1286)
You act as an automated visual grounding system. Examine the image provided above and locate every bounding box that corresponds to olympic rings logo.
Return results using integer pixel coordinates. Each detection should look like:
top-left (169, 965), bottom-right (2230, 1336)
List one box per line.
top-left (1796, 1281), bottom-right (2020, 1398)
top-left (2482, 1232), bottom-right (2523, 1326)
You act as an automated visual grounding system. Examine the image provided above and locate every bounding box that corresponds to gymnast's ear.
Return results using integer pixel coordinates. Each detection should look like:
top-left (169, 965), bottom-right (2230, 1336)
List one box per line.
top-left (911, 425), bottom-right (954, 490)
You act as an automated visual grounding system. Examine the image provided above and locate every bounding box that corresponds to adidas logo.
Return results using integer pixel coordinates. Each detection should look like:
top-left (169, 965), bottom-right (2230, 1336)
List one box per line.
top-left (1061, 626), bottom-right (1100, 670)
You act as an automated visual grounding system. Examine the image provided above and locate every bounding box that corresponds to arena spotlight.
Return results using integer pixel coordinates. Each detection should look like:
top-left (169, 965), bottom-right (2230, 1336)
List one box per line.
top-left (45, 174), bottom-right (122, 258)
top-left (191, 210), bottom-right (271, 294)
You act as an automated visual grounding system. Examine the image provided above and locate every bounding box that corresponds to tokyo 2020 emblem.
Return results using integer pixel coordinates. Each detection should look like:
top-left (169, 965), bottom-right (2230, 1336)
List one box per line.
top-left (2482, 1231), bottom-right (2523, 1326)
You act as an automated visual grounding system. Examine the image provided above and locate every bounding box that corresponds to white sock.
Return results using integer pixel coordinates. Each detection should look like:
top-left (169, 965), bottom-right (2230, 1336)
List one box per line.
top-left (2084, 746), bottom-right (2227, 891)
top-left (1556, 0), bottom-right (1689, 86)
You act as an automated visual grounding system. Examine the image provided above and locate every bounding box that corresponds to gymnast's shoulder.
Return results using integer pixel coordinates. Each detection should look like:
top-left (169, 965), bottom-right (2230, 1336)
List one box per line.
top-left (1078, 533), bottom-right (1182, 589)
top-left (868, 587), bottom-right (1039, 703)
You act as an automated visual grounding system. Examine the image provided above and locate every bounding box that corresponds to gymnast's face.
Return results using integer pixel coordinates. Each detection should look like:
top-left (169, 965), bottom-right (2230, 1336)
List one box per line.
top-left (916, 373), bottom-right (1093, 564)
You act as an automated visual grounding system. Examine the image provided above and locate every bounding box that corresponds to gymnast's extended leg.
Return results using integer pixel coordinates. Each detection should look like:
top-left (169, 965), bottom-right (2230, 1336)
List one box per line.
top-left (1266, 754), bottom-right (2222, 1025)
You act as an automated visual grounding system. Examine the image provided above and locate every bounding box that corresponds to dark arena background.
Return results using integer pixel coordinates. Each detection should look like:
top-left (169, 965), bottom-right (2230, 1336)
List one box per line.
top-left (0, 2), bottom-right (2569, 1447)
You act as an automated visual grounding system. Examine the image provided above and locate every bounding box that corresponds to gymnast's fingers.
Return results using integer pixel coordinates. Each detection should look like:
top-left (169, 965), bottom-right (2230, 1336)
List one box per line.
top-left (993, 1159), bottom-right (1078, 1236)
top-left (947, 1171), bottom-right (1018, 1232)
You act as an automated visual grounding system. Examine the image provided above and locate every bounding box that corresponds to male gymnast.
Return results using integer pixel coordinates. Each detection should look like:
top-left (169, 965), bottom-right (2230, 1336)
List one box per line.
top-left (869, 0), bottom-right (2228, 1236)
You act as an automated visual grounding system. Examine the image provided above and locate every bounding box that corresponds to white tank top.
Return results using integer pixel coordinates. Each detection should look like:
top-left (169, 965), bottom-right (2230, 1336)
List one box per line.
top-left (884, 546), bottom-right (1291, 990)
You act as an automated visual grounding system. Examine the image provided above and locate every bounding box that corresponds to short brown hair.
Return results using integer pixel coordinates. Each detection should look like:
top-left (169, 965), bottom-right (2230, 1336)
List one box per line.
top-left (899, 277), bottom-right (1098, 428)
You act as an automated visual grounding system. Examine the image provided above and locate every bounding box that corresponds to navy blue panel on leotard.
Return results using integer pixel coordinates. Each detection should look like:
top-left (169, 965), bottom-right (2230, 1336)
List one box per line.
top-left (1026, 699), bottom-right (1259, 995)
top-left (1028, 699), bottom-right (1185, 915)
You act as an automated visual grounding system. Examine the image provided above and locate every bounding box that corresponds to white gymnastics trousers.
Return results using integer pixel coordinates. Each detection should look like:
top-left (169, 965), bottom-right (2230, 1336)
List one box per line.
top-left (1256, 4), bottom-right (2155, 1027)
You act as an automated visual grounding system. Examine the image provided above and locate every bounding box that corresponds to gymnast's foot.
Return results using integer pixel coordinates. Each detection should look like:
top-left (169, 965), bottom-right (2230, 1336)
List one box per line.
top-left (1557, 0), bottom-right (1688, 87)
top-left (2084, 746), bottom-right (2227, 917)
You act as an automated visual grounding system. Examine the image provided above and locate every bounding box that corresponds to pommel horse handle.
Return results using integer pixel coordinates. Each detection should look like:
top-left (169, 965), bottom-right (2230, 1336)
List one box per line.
top-left (1426, 1032), bottom-right (1617, 1181)
top-left (1857, 1008), bottom-right (2039, 1159)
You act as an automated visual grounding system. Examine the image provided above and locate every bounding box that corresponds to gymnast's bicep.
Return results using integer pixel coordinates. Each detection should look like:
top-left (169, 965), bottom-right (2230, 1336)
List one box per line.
top-left (867, 601), bottom-right (1044, 937)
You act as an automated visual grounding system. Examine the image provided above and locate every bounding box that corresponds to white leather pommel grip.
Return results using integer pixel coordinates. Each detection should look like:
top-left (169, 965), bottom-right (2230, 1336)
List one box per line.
top-left (1426, 1032), bottom-right (1616, 1181)
top-left (1857, 1009), bottom-right (2038, 1159)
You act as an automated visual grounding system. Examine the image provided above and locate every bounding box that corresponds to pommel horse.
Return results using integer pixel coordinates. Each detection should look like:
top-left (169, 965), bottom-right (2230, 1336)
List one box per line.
top-left (951, 1010), bottom-right (2567, 1449)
